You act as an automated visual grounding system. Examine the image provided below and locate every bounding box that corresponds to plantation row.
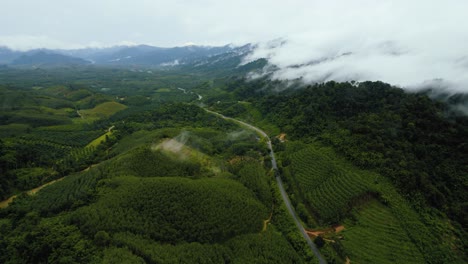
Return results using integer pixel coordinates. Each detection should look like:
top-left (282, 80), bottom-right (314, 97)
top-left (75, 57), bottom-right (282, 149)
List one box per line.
top-left (3, 138), bottom-right (74, 170)
top-left (11, 138), bottom-right (99, 170)
top-left (341, 200), bottom-right (425, 264)
top-left (6, 168), bottom-right (104, 216)
top-left (71, 176), bottom-right (268, 244)
top-left (373, 181), bottom-right (462, 264)
top-left (14, 137), bottom-right (73, 153)
top-left (228, 159), bottom-right (273, 207)
top-left (31, 130), bottom-right (104, 147)
top-left (282, 143), bottom-right (463, 263)
top-left (289, 151), bottom-right (336, 188)
top-left (289, 145), bottom-right (373, 223)
top-left (1, 110), bottom-right (73, 127)
top-left (0, 123), bottom-right (30, 137)
top-left (110, 230), bottom-right (303, 264)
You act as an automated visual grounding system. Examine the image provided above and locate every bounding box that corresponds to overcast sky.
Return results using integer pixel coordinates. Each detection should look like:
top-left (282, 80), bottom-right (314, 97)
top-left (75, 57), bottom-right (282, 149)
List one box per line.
top-left (1, 0), bottom-right (468, 91)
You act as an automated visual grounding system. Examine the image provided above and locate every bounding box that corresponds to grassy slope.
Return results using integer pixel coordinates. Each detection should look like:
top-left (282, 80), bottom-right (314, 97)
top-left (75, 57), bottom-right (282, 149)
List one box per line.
top-left (80, 101), bottom-right (127, 120)
top-left (86, 131), bottom-right (112, 148)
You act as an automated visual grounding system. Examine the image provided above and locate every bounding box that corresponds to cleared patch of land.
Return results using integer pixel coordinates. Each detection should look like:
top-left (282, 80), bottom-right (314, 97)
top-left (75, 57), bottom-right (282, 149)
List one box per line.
top-left (86, 130), bottom-right (112, 148)
top-left (79, 101), bottom-right (127, 120)
top-left (152, 137), bottom-right (221, 175)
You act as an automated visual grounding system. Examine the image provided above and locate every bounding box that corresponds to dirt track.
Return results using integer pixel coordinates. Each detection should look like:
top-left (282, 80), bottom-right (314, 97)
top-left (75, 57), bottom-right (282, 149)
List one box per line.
top-left (0, 177), bottom-right (65, 209)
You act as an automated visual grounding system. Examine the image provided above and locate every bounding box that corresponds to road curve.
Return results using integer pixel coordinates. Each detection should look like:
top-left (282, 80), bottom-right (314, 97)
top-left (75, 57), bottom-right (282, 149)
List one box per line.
top-left (205, 108), bottom-right (327, 264)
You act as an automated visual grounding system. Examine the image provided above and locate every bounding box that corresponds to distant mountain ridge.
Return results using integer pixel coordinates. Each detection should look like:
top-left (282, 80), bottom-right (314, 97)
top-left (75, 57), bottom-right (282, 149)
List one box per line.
top-left (0, 47), bottom-right (24, 64)
top-left (0, 44), bottom-right (251, 68)
top-left (90, 45), bottom-right (234, 65)
top-left (11, 51), bottom-right (91, 67)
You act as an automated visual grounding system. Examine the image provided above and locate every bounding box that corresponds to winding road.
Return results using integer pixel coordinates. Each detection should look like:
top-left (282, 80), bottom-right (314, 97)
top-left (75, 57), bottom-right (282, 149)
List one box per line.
top-left (205, 109), bottom-right (327, 264)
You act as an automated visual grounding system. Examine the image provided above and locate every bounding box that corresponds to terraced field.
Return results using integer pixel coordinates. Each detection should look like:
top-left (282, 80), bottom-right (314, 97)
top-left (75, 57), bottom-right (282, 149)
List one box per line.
top-left (341, 200), bottom-right (425, 264)
top-left (13, 138), bottom-right (74, 157)
top-left (289, 146), bottom-right (374, 222)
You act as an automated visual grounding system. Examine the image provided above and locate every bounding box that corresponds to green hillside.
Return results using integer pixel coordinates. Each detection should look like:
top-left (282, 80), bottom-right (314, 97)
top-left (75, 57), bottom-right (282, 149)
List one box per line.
top-left (341, 200), bottom-right (425, 263)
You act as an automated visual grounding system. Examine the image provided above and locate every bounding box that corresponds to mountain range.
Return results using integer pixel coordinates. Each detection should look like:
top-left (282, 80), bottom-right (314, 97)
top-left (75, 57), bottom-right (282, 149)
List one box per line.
top-left (0, 44), bottom-right (252, 68)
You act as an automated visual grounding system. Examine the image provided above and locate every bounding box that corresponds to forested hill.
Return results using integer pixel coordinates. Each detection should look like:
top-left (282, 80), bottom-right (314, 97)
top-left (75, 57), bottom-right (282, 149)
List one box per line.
top-left (217, 79), bottom-right (468, 231)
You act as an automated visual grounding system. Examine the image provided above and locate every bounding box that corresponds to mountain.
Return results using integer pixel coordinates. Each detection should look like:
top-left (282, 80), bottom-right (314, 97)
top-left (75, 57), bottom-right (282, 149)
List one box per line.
top-left (11, 51), bottom-right (91, 67)
top-left (52, 44), bottom-right (236, 66)
top-left (0, 47), bottom-right (23, 64)
top-left (88, 44), bottom-right (234, 66)
top-left (53, 45), bottom-right (159, 64)
top-left (177, 44), bottom-right (268, 76)
top-left (1, 44), bottom-right (246, 68)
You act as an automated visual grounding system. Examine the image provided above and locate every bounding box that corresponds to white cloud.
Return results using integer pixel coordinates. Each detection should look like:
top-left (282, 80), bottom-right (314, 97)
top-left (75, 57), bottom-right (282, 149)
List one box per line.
top-left (244, 0), bottom-right (468, 92)
top-left (0, 35), bottom-right (79, 51)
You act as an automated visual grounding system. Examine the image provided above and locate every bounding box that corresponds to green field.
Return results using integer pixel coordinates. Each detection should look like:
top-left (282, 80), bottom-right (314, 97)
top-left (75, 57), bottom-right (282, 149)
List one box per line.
top-left (156, 88), bottom-right (172, 92)
top-left (79, 101), bottom-right (127, 119)
top-left (86, 131), bottom-right (112, 148)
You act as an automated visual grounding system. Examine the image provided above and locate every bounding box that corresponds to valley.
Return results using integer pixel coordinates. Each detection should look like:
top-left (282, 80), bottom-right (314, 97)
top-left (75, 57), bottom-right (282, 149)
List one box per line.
top-left (0, 62), bottom-right (466, 264)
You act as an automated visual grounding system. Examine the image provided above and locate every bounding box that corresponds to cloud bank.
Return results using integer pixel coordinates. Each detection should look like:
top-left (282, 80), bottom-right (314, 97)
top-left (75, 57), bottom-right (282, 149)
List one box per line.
top-left (244, 1), bottom-right (468, 92)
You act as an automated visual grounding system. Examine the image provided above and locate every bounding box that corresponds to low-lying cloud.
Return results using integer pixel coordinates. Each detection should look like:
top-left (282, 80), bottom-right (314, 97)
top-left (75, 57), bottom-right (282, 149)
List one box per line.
top-left (243, 1), bottom-right (468, 93)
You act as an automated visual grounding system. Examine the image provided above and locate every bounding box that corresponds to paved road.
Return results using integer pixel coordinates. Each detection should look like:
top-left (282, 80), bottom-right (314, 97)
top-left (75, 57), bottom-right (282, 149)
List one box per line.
top-left (205, 109), bottom-right (327, 264)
